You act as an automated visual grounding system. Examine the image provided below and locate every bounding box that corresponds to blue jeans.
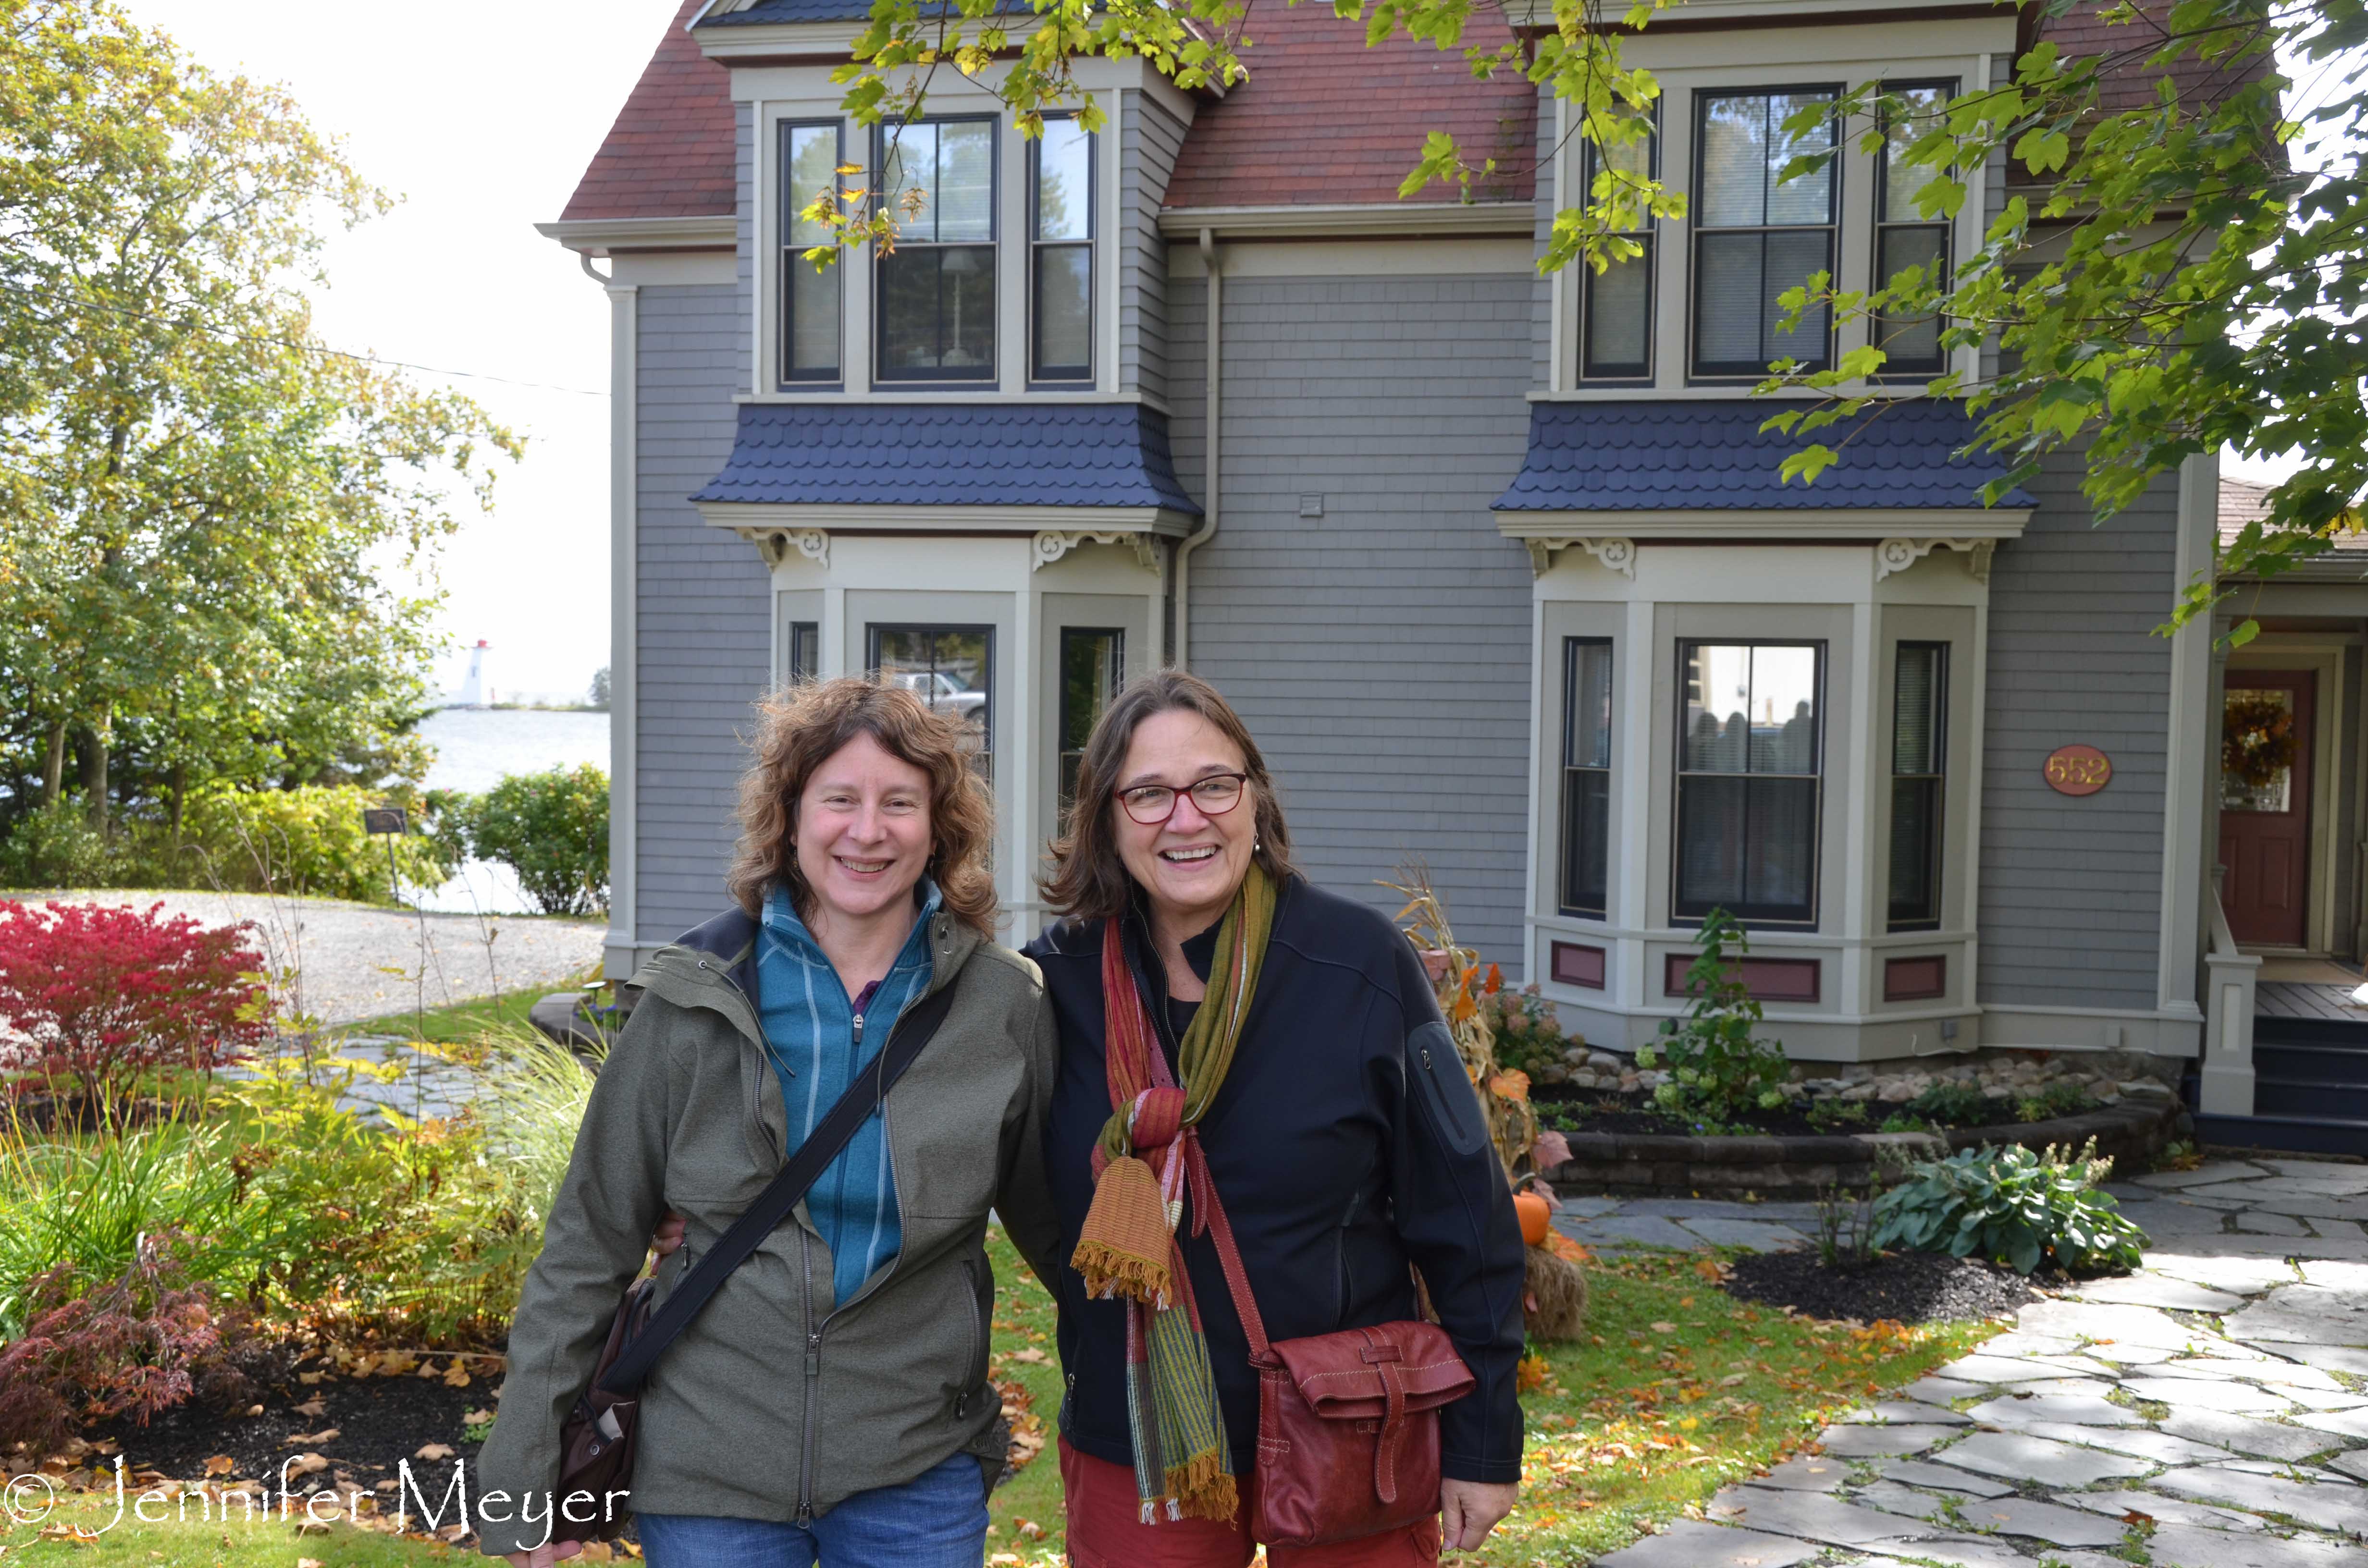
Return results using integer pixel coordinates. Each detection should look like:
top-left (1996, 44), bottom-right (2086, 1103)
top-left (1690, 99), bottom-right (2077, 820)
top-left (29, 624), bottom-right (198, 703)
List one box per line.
top-left (636, 1452), bottom-right (989, 1568)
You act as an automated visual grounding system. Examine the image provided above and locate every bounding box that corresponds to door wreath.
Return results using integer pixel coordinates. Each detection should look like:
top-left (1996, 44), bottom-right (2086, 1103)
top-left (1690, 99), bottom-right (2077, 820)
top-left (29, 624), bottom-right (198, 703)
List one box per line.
top-left (2223, 691), bottom-right (2297, 789)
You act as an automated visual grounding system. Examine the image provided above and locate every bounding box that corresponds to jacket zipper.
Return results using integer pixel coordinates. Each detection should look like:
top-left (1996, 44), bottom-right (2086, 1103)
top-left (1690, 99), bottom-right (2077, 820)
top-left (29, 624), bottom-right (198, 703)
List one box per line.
top-left (955, 1256), bottom-right (986, 1420)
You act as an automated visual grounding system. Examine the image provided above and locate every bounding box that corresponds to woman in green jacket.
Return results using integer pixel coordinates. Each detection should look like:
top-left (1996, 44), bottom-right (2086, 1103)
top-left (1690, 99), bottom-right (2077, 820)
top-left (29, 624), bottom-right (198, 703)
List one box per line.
top-left (476, 678), bottom-right (1060, 1567)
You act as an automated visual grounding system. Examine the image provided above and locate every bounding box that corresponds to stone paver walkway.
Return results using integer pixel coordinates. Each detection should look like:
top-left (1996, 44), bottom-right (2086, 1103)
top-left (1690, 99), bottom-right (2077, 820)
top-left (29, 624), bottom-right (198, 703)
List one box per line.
top-left (1586, 1156), bottom-right (2368, 1568)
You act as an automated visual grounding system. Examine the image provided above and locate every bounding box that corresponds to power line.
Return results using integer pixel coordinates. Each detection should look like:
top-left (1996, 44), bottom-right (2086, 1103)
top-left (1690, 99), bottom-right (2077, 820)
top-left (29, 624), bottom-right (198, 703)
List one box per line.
top-left (16, 287), bottom-right (610, 398)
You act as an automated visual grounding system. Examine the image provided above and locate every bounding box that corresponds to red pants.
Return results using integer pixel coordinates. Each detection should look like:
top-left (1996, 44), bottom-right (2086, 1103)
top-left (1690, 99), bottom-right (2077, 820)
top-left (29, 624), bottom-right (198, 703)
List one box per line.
top-left (1059, 1439), bottom-right (1442, 1568)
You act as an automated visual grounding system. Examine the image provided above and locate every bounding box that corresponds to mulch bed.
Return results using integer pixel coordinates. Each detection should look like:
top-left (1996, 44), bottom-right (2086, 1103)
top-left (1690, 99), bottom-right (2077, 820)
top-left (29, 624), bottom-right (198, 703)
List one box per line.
top-left (1720, 1247), bottom-right (2043, 1324)
top-left (82, 1347), bottom-right (497, 1528)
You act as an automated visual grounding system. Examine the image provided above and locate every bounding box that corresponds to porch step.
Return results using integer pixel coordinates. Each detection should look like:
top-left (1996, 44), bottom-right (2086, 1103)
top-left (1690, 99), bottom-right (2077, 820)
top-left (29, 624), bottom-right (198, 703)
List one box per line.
top-left (2254, 1014), bottom-right (2368, 1049)
top-left (2256, 1042), bottom-right (2368, 1087)
top-left (2193, 1111), bottom-right (2368, 1157)
top-left (2255, 1076), bottom-right (2368, 1123)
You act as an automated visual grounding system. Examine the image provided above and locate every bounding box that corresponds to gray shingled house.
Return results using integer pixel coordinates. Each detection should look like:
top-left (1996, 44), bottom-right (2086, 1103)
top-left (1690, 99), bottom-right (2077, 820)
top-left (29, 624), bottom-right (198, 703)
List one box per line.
top-left (538, 0), bottom-right (2356, 1152)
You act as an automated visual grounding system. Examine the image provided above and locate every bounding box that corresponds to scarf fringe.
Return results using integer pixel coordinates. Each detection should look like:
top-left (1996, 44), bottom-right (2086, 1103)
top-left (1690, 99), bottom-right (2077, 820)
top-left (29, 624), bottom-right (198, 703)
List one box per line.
top-left (1071, 1153), bottom-right (1175, 1304)
top-left (1162, 1457), bottom-right (1239, 1522)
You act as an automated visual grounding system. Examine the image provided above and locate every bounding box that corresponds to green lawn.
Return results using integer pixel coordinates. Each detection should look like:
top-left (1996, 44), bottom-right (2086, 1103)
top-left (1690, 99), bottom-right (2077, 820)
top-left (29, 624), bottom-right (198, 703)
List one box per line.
top-left (0, 1485), bottom-right (475, 1566)
top-left (340, 972), bottom-right (604, 1047)
top-left (979, 1232), bottom-right (2000, 1566)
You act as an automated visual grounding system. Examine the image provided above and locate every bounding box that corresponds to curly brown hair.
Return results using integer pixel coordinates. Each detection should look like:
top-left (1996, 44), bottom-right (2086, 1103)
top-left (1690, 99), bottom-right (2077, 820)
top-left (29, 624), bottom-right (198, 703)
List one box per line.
top-left (1037, 669), bottom-right (1298, 924)
top-left (726, 678), bottom-right (999, 936)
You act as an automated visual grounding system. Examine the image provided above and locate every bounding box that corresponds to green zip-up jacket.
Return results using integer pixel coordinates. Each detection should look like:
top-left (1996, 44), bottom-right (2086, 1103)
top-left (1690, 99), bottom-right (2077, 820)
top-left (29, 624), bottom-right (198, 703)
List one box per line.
top-left (472, 905), bottom-right (1060, 1556)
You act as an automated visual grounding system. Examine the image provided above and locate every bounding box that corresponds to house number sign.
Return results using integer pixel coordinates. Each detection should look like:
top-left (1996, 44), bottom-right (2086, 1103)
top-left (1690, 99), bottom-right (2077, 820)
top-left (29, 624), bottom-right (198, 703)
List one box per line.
top-left (2044, 744), bottom-right (2112, 796)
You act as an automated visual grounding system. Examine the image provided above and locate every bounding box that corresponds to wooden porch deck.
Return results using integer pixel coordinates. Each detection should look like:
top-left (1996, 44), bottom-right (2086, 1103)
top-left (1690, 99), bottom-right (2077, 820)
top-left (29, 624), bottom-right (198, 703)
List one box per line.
top-left (2256, 980), bottom-right (2368, 1021)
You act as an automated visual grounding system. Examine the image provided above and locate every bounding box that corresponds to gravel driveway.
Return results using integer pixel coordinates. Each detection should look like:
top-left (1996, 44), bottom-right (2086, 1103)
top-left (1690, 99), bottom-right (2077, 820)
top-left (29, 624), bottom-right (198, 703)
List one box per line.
top-left (27, 890), bottom-right (606, 1027)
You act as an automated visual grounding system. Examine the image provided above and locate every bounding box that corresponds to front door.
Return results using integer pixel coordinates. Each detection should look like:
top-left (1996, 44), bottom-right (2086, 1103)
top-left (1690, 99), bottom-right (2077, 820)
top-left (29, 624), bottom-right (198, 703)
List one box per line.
top-left (2220, 669), bottom-right (2315, 948)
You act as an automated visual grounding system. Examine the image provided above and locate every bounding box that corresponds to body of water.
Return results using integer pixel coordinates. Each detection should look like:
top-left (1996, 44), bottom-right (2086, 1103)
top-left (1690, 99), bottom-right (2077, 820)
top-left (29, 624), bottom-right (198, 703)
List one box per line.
top-left (413, 708), bottom-right (612, 917)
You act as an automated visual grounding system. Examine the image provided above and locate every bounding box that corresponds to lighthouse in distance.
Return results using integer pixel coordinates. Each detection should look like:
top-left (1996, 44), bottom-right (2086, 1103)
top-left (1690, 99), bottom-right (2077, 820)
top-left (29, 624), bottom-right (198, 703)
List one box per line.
top-left (455, 639), bottom-right (491, 709)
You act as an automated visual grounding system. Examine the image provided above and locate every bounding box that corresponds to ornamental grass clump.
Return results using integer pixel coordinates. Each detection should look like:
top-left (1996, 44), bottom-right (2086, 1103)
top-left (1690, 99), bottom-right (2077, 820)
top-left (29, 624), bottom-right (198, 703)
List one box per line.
top-left (1870, 1138), bottom-right (2147, 1277)
top-left (1636, 907), bottom-right (1790, 1128)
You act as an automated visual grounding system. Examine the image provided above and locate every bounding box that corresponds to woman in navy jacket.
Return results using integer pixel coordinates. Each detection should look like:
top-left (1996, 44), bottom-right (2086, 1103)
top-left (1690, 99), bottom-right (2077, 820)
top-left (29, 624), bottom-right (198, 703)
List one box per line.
top-left (1024, 670), bottom-right (1526, 1568)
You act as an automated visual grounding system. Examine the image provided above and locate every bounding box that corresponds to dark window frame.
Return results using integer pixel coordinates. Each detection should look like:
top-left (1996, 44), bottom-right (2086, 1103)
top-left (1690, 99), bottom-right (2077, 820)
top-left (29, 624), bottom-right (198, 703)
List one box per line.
top-left (1887, 640), bottom-right (1948, 931)
top-left (787, 620), bottom-right (821, 684)
top-left (1579, 114), bottom-right (1659, 383)
top-left (873, 117), bottom-right (1000, 385)
top-left (1671, 637), bottom-right (1827, 928)
top-left (778, 120), bottom-right (845, 386)
top-left (1687, 85), bottom-right (1842, 380)
top-left (1029, 116), bottom-right (1096, 385)
top-left (1559, 638), bottom-right (1615, 918)
top-left (1057, 625), bottom-right (1125, 811)
top-left (1871, 79), bottom-right (1958, 376)
top-left (865, 622), bottom-right (997, 779)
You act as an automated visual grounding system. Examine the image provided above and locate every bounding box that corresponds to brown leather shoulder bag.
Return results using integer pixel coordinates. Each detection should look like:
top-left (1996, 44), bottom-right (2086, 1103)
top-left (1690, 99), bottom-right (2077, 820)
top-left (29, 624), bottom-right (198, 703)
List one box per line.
top-left (1186, 1136), bottom-right (1478, 1547)
top-left (549, 980), bottom-right (960, 1540)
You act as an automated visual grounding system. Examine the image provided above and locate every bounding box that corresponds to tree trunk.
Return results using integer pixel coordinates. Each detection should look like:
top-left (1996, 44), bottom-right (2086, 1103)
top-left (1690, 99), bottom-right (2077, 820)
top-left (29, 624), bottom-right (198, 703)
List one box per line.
top-left (40, 718), bottom-right (66, 806)
top-left (169, 762), bottom-right (187, 839)
top-left (76, 720), bottom-right (109, 835)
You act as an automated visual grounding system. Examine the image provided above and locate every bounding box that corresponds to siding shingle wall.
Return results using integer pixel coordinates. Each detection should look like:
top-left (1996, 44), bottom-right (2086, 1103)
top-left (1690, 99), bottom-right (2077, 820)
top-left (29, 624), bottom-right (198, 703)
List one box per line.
top-left (636, 283), bottom-right (770, 943)
top-left (1171, 274), bottom-right (1537, 960)
top-left (1976, 449), bottom-right (2177, 1011)
top-left (1119, 93), bottom-right (1184, 402)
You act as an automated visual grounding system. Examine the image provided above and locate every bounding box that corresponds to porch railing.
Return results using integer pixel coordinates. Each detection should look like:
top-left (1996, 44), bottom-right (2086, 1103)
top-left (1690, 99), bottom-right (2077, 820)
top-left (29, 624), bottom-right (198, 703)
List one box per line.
top-left (2201, 869), bottom-right (2260, 1117)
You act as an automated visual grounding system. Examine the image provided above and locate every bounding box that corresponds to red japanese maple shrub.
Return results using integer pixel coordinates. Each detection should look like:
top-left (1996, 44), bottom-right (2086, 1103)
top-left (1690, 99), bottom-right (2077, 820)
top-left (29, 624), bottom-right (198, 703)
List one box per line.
top-left (0, 901), bottom-right (273, 1106)
top-left (0, 1232), bottom-right (263, 1453)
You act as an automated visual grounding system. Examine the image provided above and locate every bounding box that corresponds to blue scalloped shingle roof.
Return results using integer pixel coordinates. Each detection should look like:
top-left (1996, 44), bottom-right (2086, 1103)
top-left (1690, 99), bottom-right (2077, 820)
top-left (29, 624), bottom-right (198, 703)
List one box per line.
top-left (1493, 399), bottom-right (2034, 512)
top-left (691, 402), bottom-right (1202, 513)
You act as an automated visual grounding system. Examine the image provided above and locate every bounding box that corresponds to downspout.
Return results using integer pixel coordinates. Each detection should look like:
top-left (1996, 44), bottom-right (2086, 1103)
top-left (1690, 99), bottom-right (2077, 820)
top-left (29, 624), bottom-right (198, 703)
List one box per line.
top-left (1173, 226), bottom-right (1221, 669)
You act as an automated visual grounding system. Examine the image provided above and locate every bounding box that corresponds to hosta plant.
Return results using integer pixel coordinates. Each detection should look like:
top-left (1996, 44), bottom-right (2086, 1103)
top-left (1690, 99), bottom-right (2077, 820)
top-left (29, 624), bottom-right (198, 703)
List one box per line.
top-left (1871, 1139), bottom-right (2147, 1276)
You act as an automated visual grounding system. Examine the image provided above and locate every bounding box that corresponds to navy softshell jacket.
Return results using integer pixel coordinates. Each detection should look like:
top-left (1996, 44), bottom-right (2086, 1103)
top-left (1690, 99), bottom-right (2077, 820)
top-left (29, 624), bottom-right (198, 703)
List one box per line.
top-left (1024, 875), bottom-right (1528, 1485)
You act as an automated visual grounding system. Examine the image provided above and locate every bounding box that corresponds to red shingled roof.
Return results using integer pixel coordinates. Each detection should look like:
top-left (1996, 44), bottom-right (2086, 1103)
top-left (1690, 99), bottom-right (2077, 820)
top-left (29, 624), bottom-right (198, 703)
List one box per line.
top-left (2029, 0), bottom-right (2273, 115)
top-left (559, 0), bottom-right (737, 222)
top-left (1161, 2), bottom-right (1536, 209)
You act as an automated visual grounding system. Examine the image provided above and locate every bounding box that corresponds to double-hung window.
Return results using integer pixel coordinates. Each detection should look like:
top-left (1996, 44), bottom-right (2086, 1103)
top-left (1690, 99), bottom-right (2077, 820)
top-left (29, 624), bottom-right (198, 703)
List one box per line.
top-left (870, 625), bottom-right (994, 780)
top-left (876, 119), bottom-right (997, 382)
top-left (1675, 642), bottom-right (1824, 924)
top-left (1873, 82), bottom-right (1955, 374)
top-left (1888, 643), bottom-right (1947, 930)
top-left (1690, 89), bottom-right (1838, 377)
top-left (1031, 119), bottom-right (1095, 383)
top-left (1560, 639), bottom-right (1615, 917)
top-left (1579, 124), bottom-right (1656, 380)
top-left (1058, 627), bottom-right (1124, 809)
top-left (779, 122), bottom-right (844, 384)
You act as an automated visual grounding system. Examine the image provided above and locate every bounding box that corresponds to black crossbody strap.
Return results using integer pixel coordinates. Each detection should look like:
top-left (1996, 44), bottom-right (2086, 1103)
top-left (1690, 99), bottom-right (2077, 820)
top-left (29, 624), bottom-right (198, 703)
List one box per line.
top-left (597, 977), bottom-right (962, 1395)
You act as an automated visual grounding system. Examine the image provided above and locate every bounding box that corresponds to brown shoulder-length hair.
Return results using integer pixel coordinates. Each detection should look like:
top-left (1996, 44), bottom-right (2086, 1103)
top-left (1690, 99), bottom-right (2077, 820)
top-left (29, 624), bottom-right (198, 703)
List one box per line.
top-left (726, 677), bottom-right (998, 936)
top-left (1038, 669), bottom-right (1298, 924)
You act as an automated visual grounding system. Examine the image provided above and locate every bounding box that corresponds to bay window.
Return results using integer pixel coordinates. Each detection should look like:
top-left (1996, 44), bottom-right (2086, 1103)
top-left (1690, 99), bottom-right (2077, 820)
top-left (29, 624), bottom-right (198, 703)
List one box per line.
top-left (1873, 82), bottom-right (1955, 374)
top-left (1031, 119), bottom-right (1095, 383)
top-left (779, 122), bottom-right (843, 384)
top-left (876, 120), bottom-right (997, 382)
top-left (870, 624), bottom-right (994, 779)
top-left (1675, 641), bottom-right (1823, 924)
top-left (1058, 626), bottom-right (1124, 809)
top-left (1560, 639), bottom-right (1615, 916)
top-left (1690, 88), bottom-right (1838, 377)
top-left (1888, 642), bottom-right (1947, 930)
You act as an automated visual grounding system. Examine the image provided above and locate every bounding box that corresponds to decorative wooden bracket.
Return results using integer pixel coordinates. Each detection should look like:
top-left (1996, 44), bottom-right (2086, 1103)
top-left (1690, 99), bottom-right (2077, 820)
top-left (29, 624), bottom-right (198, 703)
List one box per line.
top-left (1032, 530), bottom-right (1160, 574)
top-left (1876, 537), bottom-right (1994, 584)
top-left (1524, 536), bottom-right (1636, 579)
top-left (737, 527), bottom-right (829, 568)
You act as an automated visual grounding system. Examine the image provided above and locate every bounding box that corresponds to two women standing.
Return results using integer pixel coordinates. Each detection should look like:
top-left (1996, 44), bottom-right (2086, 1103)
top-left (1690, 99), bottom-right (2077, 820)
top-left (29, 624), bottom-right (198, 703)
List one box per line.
top-left (477, 671), bottom-right (1524, 1567)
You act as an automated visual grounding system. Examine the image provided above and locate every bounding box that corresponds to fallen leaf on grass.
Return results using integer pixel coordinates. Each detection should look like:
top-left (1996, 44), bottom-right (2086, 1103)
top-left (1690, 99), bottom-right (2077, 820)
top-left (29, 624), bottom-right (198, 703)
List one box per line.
top-left (414, 1443), bottom-right (455, 1461)
top-left (444, 1363), bottom-right (472, 1388)
top-left (285, 1429), bottom-right (339, 1446)
top-left (1006, 1348), bottom-right (1048, 1364)
top-left (1649, 1321), bottom-right (1677, 1334)
top-left (299, 1559), bottom-right (325, 1568)
top-left (463, 1408), bottom-right (495, 1425)
top-left (203, 1455), bottom-right (235, 1477)
top-left (288, 1454), bottom-right (330, 1476)
top-left (293, 1397), bottom-right (327, 1418)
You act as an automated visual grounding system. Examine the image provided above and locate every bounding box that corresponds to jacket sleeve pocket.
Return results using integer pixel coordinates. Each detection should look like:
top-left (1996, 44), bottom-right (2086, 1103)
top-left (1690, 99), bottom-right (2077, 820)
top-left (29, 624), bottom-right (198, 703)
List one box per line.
top-left (1406, 1018), bottom-right (1487, 1157)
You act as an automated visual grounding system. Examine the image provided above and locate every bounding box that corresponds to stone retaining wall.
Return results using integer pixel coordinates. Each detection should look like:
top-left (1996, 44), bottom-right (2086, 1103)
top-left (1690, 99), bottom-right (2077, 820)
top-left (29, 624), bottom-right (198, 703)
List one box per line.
top-left (1542, 1099), bottom-right (2182, 1200)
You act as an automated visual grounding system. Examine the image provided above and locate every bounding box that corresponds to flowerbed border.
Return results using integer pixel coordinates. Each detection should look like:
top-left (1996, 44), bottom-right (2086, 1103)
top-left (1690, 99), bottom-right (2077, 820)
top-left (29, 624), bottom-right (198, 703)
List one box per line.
top-left (1541, 1097), bottom-right (2180, 1199)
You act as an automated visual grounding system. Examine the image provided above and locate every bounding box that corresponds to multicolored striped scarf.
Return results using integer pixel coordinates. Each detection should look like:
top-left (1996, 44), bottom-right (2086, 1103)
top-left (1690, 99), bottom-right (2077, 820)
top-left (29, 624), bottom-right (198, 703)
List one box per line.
top-left (1070, 863), bottom-right (1276, 1523)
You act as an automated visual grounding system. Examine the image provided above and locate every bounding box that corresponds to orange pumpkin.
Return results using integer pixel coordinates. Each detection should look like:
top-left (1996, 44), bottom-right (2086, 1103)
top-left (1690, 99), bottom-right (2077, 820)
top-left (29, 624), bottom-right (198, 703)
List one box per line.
top-left (1512, 1189), bottom-right (1552, 1248)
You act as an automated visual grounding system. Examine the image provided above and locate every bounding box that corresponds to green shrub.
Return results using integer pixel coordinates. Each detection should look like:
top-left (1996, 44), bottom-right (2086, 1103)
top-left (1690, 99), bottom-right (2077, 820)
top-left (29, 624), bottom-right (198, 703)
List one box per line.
top-left (175, 784), bottom-right (459, 901)
top-left (1485, 981), bottom-right (1575, 1075)
top-left (0, 798), bottom-right (121, 888)
top-left (2015, 1079), bottom-right (2098, 1124)
top-left (1870, 1139), bottom-right (2148, 1276)
top-left (1636, 907), bottom-right (1790, 1127)
top-left (454, 764), bottom-right (609, 916)
top-left (471, 1024), bottom-right (600, 1237)
top-left (1904, 1081), bottom-right (1998, 1127)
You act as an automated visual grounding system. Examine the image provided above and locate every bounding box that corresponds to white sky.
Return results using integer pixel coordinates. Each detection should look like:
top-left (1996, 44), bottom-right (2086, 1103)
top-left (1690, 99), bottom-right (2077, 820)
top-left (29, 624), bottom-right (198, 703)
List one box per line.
top-left (134, 1), bottom-right (677, 704)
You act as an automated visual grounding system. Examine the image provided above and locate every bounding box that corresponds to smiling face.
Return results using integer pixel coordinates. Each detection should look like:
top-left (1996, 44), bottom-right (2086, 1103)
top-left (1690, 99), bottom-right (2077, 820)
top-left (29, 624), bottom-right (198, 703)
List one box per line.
top-left (792, 731), bottom-right (935, 933)
top-left (1113, 708), bottom-right (1257, 939)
